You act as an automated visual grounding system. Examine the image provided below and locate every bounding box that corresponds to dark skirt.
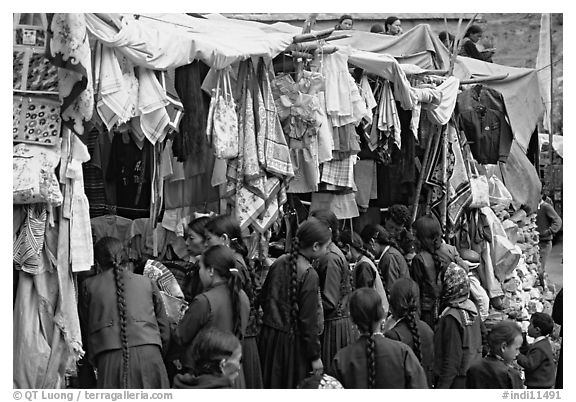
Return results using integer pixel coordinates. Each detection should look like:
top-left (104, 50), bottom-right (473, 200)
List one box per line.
top-left (242, 335), bottom-right (263, 388)
top-left (321, 316), bottom-right (355, 368)
top-left (95, 344), bottom-right (170, 389)
top-left (257, 325), bottom-right (309, 389)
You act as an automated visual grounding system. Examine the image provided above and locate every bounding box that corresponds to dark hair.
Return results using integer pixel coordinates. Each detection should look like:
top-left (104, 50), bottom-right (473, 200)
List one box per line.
top-left (530, 312), bottom-right (554, 336)
top-left (487, 320), bottom-right (522, 355)
top-left (464, 24), bottom-right (483, 38)
top-left (388, 204), bottom-right (411, 228)
top-left (190, 327), bottom-right (241, 376)
top-left (188, 216), bottom-right (211, 239)
top-left (94, 237), bottom-right (130, 388)
top-left (349, 288), bottom-right (386, 388)
top-left (370, 24), bottom-right (385, 33)
top-left (385, 16), bottom-right (400, 31)
top-left (413, 214), bottom-right (443, 263)
top-left (202, 245), bottom-right (244, 340)
top-left (396, 228), bottom-right (416, 256)
top-left (389, 278), bottom-right (422, 362)
top-left (360, 224), bottom-right (398, 249)
top-left (339, 14), bottom-right (353, 24)
top-left (439, 31), bottom-right (455, 44)
top-left (309, 209), bottom-right (339, 242)
top-left (289, 218), bottom-right (331, 330)
top-left (205, 215), bottom-right (248, 258)
top-left (340, 229), bottom-right (373, 259)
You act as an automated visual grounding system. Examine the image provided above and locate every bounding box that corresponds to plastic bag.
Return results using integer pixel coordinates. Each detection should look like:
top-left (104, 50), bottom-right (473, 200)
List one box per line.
top-left (468, 162), bottom-right (490, 209)
top-left (208, 69), bottom-right (239, 159)
top-left (489, 175), bottom-right (513, 212)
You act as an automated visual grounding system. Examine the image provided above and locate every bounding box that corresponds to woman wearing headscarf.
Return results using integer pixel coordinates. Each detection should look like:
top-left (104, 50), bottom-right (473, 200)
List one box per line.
top-left (433, 263), bottom-right (483, 389)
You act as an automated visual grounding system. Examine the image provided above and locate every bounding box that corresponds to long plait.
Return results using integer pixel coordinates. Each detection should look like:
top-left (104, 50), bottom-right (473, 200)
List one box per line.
top-left (406, 309), bottom-right (423, 362)
top-left (366, 333), bottom-right (376, 389)
top-left (228, 269), bottom-right (244, 340)
top-left (112, 259), bottom-right (130, 389)
top-left (289, 236), bottom-right (300, 333)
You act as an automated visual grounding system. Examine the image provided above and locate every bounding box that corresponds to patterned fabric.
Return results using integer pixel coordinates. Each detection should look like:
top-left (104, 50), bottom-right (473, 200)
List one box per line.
top-left (441, 262), bottom-right (470, 306)
top-left (447, 125), bottom-right (472, 226)
top-left (47, 13), bottom-right (93, 135)
top-left (13, 204), bottom-right (47, 274)
top-left (13, 141), bottom-right (63, 206)
top-left (136, 66), bottom-right (170, 145)
top-left (321, 156), bottom-right (355, 188)
top-left (209, 69), bottom-right (239, 159)
top-left (143, 260), bottom-right (185, 299)
top-left (13, 49), bottom-right (59, 92)
top-left (13, 95), bottom-right (61, 146)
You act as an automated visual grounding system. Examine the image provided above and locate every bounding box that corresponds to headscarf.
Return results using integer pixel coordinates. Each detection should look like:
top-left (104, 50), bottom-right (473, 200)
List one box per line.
top-left (440, 262), bottom-right (470, 307)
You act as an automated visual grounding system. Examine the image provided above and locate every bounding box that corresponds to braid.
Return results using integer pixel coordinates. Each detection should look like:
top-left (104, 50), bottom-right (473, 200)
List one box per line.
top-left (366, 333), bottom-right (376, 389)
top-left (112, 260), bottom-right (130, 388)
top-left (289, 236), bottom-right (300, 332)
top-left (228, 271), bottom-right (244, 340)
top-left (406, 310), bottom-right (422, 362)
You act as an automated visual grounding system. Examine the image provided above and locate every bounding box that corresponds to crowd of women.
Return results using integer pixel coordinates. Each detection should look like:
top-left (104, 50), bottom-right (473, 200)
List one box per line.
top-left (79, 203), bottom-right (560, 389)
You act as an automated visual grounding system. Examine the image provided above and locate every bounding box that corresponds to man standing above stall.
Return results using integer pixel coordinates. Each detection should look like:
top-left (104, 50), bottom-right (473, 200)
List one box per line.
top-left (536, 187), bottom-right (562, 289)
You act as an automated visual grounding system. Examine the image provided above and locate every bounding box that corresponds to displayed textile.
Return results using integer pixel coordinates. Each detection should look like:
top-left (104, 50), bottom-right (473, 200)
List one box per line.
top-left (310, 192), bottom-right (359, 220)
top-left (13, 49), bottom-right (59, 92)
top-left (136, 66), bottom-right (170, 145)
top-left (13, 205), bottom-right (47, 274)
top-left (47, 13), bottom-right (93, 135)
top-left (13, 141), bottom-right (63, 206)
top-left (353, 159), bottom-right (378, 209)
top-left (321, 156), bottom-right (356, 189)
top-left (90, 214), bottom-right (133, 245)
top-left (61, 129), bottom-right (94, 272)
top-left (377, 80), bottom-right (401, 150)
top-left (173, 59), bottom-right (211, 161)
top-left (457, 84), bottom-right (514, 164)
top-left (257, 59), bottom-right (294, 177)
top-left (95, 43), bottom-right (139, 131)
top-left (79, 126), bottom-right (107, 218)
top-left (427, 76), bottom-right (460, 126)
top-left (106, 131), bottom-right (152, 219)
top-left (206, 68), bottom-right (239, 159)
top-left (446, 125), bottom-right (472, 226)
top-left (13, 95), bottom-right (61, 146)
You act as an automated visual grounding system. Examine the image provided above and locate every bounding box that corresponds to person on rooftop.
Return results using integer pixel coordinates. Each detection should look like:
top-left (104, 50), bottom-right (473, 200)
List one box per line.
top-left (458, 25), bottom-right (495, 62)
top-left (384, 16), bottom-right (402, 36)
top-left (336, 15), bottom-right (354, 30)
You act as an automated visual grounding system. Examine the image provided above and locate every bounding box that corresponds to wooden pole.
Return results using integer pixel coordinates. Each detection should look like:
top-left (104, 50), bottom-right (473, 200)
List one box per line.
top-left (440, 127), bottom-right (448, 237)
top-left (548, 14), bottom-right (554, 189)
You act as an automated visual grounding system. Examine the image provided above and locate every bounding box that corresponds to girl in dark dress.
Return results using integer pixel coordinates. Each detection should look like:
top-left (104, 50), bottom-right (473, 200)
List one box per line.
top-left (340, 230), bottom-right (388, 314)
top-left (459, 25), bottom-right (495, 62)
top-left (467, 320), bottom-right (524, 389)
top-left (384, 278), bottom-right (435, 387)
top-left (204, 215), bottom-right (263, 388)
top-left (411, 214), bottom-right (464, 328)
top-left (80, 237), bottom-right (170, 388)
top-left (360, 224), bottom-right (410, 298)
top-left (329, 288), bottom-right (428, 389)
top-left (258, 218), bottom-right (330, 388)
top-left (174, 245), bottom-right (249, 380)
top-left (309, 210), bottom-right (355, 367)
top-left (433, 263), bottom-right (483, 388)
top-left (174, 327), bottom-right (243, 389)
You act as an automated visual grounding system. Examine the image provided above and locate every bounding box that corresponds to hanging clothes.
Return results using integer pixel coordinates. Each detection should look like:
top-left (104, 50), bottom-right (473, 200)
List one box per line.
top-left (13, 204), bottom-right (47, 275)
top-left (173, 60), bottom-right (211, 161)
top-left (457, 84), bottom-right (514, 164)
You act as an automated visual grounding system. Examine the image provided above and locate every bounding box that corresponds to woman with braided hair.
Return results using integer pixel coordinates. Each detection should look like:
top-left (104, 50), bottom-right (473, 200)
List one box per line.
top-left (203, 214), bottom-right (263, 388)
top-left (411, 214), bottom-right (464, 329)
top-left (384, 278), bottom-right (435, 387)
top-left (340, 230), bottom-right (388, 314)
top-left (308, 209), bottom-right (355, 368)
top-left (328, 288), bottom-right (427, 388)
top-left (174, 245), bottom-right (249, 383)
top-left (360, 224), bottom-right (410, 298)
top-left (80, 237), bottom-right (170, 388)
top-left (258, 218), bottom-right (330, 388)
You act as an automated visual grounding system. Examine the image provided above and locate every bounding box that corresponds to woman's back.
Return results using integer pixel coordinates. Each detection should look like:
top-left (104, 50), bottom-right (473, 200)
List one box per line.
top-left (330, 334), bottom-right (428, 389)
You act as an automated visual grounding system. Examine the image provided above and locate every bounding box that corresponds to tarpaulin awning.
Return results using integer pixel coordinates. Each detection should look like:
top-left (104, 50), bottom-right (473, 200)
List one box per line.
top-left (539, 133), bottom-right (563, 158)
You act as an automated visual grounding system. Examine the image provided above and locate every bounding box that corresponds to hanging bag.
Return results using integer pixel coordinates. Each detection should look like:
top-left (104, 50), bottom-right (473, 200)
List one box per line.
top-left (210, 69), bottom-right (239, 159)
top-left (468, 161), bottom-right (490, 209)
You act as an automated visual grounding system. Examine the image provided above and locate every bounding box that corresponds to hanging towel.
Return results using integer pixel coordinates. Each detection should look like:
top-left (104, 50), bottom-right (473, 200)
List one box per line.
top-left (427, 76), bottom-right (460, 126)
top-left (13, 204), bottom-right (47, 274)
top-left (136, 66), bottom-right (170, 145)
top-left (378, 80), bottom-right (401, 150)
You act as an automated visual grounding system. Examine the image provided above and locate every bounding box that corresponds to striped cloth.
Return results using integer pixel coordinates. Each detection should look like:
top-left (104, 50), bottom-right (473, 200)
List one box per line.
top-left (321, 156), bottom-right (355, 189)
top-left (13, 204), bottom-right (47, 274)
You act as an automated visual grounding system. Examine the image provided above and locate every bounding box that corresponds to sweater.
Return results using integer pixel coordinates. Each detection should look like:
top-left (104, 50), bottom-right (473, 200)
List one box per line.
top-left (536, 201), bottom-right (562, 242)
top-left (517, 338), bottom-right (556, 388)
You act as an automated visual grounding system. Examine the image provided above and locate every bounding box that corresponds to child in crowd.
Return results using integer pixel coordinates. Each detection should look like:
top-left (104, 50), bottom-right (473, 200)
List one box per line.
top-left (80, 237), bottom-right (171, 388)
top-left (517, 312), bottom-right (556, 389)
top-left (385, 278), bottom-right (435, 387)
top-left (258, 218), bottom-right (330, 388)
top-left (204, 214), bottom-right (263, 388)
top-left (360, 224), bottom-right (410, 297)
top-left (340, 230), bottom-right (388, 313)
top-left (182, 216), bottom-right (211, 302)
top-left (412, 214), bottom-right (464, 328)
top-left (466, 320), bottom-right (524, 389)
top-left (309, 210), bottom-right (355, 368)
top-left (173, 328), bottom-right (242, 389)
top-left (433, 263), bottom-right (482, 388)
top-left (329, 288), bottom-right (428, 389)
top-left (174, 245), bottom-right (249, 383)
